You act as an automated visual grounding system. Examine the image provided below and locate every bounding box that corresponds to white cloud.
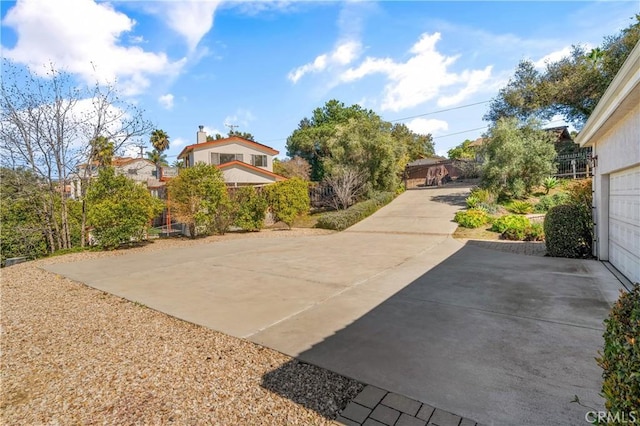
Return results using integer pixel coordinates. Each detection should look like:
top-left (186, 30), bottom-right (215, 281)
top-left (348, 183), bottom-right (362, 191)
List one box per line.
top-left (2, 0), bottom-right (185, 96)
top-left (158, 94), bottom-right (174, 110)
top-left (224, 109), bottom-right (255, 129)
top-left (533, 46), bottom-right (573, 69)
top-left (406, 118), bottom-right (449, 136)
top-left (340, 32), bottom-right (493, 112)
top-left (288, 40), bottom-right (362, 83)
top-left (172, 137), bottom-right (188, 148)
top-left (150, 1), bottom-right (221, 51)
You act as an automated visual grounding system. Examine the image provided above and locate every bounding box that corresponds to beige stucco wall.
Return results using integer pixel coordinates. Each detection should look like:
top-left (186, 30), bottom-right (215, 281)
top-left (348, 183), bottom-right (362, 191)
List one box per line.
top-left (115, 159), bottom-right (156, 183)
top-left (591, 102), bottom-right (640, 262)
top-left (221, 165), bottom-right (276, 185)
top-left (191, 141), bottom-right (274, 171)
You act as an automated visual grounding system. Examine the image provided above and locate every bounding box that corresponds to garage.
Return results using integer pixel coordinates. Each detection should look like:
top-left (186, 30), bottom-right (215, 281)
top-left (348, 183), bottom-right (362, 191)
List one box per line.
top-left (609, 166), bottom-right (640, 283)
top-left (576, 41), bottom-right (640, 285)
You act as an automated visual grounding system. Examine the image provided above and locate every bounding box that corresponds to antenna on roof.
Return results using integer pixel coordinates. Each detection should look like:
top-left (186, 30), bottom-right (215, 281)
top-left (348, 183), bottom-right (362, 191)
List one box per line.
top-left (224, 123), bottom-right (239, 134)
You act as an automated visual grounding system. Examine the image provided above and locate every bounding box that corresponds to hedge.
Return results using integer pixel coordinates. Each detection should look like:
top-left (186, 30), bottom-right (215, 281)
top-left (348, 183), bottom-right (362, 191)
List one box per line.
top-left (544, 204), bottom-right (591, 258)
top-left (597, 286), bottom-right (640, 418)
top-left (316, 191), bottom-right (395, 231)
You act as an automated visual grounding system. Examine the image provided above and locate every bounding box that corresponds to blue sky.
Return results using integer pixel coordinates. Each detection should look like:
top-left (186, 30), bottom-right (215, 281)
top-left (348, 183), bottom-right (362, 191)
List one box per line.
top-left (1, 1), bottom-right (638, 162)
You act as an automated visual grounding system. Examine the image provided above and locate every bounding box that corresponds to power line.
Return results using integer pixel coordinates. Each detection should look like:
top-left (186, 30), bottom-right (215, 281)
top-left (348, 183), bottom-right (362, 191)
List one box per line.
top-left (388, 100), bottom-right (491, 123)
top-left (432, 126), bottom-right (488, 139)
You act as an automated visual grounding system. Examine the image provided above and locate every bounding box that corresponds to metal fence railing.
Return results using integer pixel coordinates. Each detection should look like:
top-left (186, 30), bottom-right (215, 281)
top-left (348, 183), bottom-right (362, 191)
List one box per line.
top-left (553, 150), bottom-right (593, 179)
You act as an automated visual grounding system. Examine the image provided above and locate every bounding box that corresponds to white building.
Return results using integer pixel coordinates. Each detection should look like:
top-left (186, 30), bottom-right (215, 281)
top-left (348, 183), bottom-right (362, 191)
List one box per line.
top-left (176, 126), bottom-right (286, 186)
top-left (576, 41), bottom-right (640, 284)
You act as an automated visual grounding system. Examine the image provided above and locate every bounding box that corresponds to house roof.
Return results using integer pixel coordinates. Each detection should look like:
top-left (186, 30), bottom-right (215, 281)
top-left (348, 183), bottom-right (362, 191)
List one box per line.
top-left (217, 160), bottom-right (287, 181)
top-left (406, 156), bottom-right (447, 167)
top-left (545, 126), bottom-right (572, 142)
top-left (468, 137), bottom-right (485, 148)
top-left (177, 136), bottom-right (279, 159)
top-left (79, 156), bottom-right (154, 168)
top-left (576, 40), bottom-right (640, 147)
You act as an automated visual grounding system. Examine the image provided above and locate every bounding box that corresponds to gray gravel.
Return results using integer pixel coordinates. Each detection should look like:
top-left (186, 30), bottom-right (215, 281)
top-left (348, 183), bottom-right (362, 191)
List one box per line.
top-left (1, 230), bottom-right (362, 425)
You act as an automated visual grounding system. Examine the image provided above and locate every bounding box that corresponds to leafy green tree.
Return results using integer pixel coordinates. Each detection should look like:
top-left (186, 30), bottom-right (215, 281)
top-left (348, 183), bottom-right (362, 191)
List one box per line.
top-left (391, 123), bottom-right (435, 161)
top-left (273, 156), bottom-right (311, 180)
top-left (447, 139), bottom-right (476, 160)
top-left (150, 129), bottom-right (170, 152)
top-left (480, 118), bottom-right (557, 198)
top-left (485, 15), bottom-right (640, 126)
top-left (286, 100), bottom-right (429, 191)
top-left (265, 178), bottom-right (310, 229)
top-left (86, 167), bottom-right (163, 249)
top-left (228, 129), bottom-right (255, 141)
top-left (166, 163), bottom-right (228, 238)
top-left (0, 168), bottom-right (49, 264)
top-left (233, 186), bottom-right (268, 231)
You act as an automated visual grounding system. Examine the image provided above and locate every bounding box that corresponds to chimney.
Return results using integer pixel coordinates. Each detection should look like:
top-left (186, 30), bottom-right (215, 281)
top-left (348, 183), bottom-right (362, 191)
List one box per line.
top-left (197, 125), bottom-right (206, 144)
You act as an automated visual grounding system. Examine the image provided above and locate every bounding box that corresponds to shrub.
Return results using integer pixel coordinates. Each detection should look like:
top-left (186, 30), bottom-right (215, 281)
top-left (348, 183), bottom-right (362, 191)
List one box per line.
top-left (316, 191), bottom-right (395, 231)
top-left (544, 204), bottom-right (592, 258)
top-left (233, 187), bottom-right (267, 231)
top-left (466, 195), bottom-right (480, 208)
top-left (265, 178), bottom-right (310, 229)
top-left (454, 209), bottom-right (490, 229)
top-left (507, 200), bottom-right (534, 214)
top-left (476, 202), bottom-right (500, 215)
top-left (597, 286), bottom-right (640, 419)
top-left (525, 223), bottom-right (545, 241)
top-left (470, 188), bottom-right (494, 204)
top-left (86, 168), bottom-right (164, 249)
top-left (543, 176), bottom-right (558, 194)
top-left (534, 192), bottom-right (570, 213)
top-left (491, 214), bottom-right (530, 234)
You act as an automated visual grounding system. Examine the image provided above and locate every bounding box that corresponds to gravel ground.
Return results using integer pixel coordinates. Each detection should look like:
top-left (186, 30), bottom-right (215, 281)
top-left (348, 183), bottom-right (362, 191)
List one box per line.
top-left (1, 229), bottom-right (362, 425)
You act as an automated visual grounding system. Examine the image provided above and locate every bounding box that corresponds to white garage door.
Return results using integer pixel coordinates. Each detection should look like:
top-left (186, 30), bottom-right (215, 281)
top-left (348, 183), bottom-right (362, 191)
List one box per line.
top-left (609, 166), bottom-right (640, 284)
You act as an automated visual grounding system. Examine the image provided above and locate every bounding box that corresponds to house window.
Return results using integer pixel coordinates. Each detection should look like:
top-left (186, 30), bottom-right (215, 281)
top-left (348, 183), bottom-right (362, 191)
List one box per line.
top-left (211, 152), bottom-right (243, 165)
top-left (252, 154), bottom-right (267, 167)
top-left (128, 168), bottom-right (138, 175)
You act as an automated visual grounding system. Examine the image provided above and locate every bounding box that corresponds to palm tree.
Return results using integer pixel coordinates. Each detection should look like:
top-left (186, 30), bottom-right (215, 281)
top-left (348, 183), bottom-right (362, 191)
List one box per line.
top-left (147, 149), bottom-right (169, 179)
top-left (150, 129), bottom-right (170, 153)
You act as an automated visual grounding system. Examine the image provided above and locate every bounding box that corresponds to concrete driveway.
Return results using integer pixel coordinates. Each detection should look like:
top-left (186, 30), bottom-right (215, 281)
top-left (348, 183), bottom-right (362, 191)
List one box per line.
top-left (44, 185), bottom-right (624, 425)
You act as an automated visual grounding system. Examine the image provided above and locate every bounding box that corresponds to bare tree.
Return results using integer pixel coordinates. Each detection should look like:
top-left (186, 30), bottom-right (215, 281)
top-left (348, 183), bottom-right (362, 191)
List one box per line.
top-left (322, 165), bottom-right (368, 210)
top-left (0, 60), bottom-right (153, 251)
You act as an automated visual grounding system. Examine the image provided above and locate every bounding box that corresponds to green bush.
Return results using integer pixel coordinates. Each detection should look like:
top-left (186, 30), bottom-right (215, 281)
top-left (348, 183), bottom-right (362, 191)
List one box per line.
top-left (233, 187), bottom-right (267, 231)
top-left (265, 178), bottom-right (310, 228)
top-left (525, 223), bottom-right (545, 241)
top-left (87, 168), bottom-right (164, 249)
top-left (466, 195), bottom-right (480, 208)
top-left (507, 200), bottom-right (534, 214)
top-left (544, 204), bottom-right (592, 258)
top-left (542, 176), bottom-right (558, 194)
top-left (454, 209), bottom-right (490, 229)
top-left (534, 192), bottom-right (570, 213)
top-left (491, 214), bottom-right (530, 234)
top-left (597, 286), bottom-right (640, 419)
top-left (316, 191), bottom-right (394, 231)
top-left (470, 188), bottom-right (494, 204)
top-left (476, 202), bottom-right (500, 215)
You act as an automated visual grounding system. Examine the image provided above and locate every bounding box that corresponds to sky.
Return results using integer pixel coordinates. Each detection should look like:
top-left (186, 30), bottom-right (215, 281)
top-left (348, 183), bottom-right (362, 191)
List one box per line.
top-left (1, 0), bottom-right (638, 162)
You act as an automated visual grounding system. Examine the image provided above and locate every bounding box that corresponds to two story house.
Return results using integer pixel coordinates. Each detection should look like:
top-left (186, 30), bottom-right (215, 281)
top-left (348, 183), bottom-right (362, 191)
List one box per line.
top-left (176, 126), bottom-right (286, 186)
top-left (70, 157), bottom-right (157, 199)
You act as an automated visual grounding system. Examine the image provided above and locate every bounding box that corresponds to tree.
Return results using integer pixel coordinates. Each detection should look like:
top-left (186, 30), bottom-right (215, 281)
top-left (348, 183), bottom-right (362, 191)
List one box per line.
top-left (485, 15), bottom-right (640, 126)
top-left (166, 163), bottom-right (228, 238)
top-left (90, 136), bottom-right (115, 167)
top-left (233, 186), bottom-right (268, 231)
top-left (0, 61), bottom-right (153, 251)
top-left (480, 118), bottom-right (557, 198)
top-left (447, 139), bottom-right (476, 160)
top-left (322, 165), bottom-right (368, 210)
top-left (150, 129), bottom-right (170, 152)
top-left (228, 129), bottom-right (255, 141)
top-left (286, 100), bottom-right (427, 191)
top-left (146, 149), bottom-right (168, 167)
top-left (86, 167), bottom-right (163, 249)
top-left (273, 156), bottom-right (311, 180)
top-left (0, 167), bottom-right (50, 264)
top-left (265, 178), bottom-right (310, 229)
